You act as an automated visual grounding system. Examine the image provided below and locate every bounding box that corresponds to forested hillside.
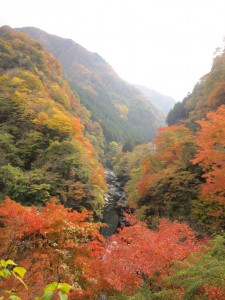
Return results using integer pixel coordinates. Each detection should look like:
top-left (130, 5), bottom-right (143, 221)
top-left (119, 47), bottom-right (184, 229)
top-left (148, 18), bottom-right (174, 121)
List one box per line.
top-left (17, 27), bottom-right (164, 144)
top-left (0, 26), bottom-right (105, 214)
top-left (167, 47), bottom-right (225, 127)
top-left (0, 25), bottom-right (225, 300)
top-left (114, 46), bottom-right (225, 235)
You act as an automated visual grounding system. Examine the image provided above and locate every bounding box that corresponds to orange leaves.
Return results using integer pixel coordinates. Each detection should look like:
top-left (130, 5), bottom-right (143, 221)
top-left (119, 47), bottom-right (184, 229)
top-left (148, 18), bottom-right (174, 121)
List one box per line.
top-left (154, 125), bottom-right (194, 164)
top-left (92, 216), bottom-right (204, 295)
top-left (138, 125), bottom-right (195, 197)
top-left (137, 173), bottom-right (151, 196)
top-left (0, 197), bottom-right (43, 237)
top-left (0, 198), bottom-right (208, 299)
top-left (0, 197), bottom-right (105, 299)
top-left (193, 105), bottom-right (225, 168)
top-left (193, 105), bottom-right (225, 205)
top-left (73, 117), bottom-right (82, 133)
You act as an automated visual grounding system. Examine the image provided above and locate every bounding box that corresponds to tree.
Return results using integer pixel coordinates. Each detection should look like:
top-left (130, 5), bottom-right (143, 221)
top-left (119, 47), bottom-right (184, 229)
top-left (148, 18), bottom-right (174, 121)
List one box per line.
top-left (156, 236), bottom-right (225, 299)
top-left (192, 105), bottom-right (225, 205)
top-left (192, 105), bottom-right (225, 232)
top-left (0, 198), bottom-right (104, 299)
top-left (136, 126), bottom-right (200, 223)
top-left (90, 215), bottom-right (204, 296)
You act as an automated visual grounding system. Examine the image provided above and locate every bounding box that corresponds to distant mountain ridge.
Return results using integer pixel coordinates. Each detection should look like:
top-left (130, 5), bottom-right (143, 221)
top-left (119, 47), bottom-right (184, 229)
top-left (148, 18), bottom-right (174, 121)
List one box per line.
top-left (16, 27), bottom-right (165, 144)
top-left (135, 85), bottom-right (176, 114)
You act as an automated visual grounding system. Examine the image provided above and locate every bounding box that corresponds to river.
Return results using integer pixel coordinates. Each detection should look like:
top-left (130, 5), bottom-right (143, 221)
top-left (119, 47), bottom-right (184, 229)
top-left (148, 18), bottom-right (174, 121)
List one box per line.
top-left (100, 169), bottom-right (127, 237)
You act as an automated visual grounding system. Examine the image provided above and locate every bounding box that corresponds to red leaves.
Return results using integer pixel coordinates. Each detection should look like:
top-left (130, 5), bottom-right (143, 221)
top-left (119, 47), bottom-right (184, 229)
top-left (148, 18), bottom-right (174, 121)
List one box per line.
top-left (0, 197), bottom-right (105, 299)
top-left (92, 216), bottom-right (204, 295)
top-left (0, 198), bottom-right (209, 299)
top-left (204, 285), bottom-right (225, 300)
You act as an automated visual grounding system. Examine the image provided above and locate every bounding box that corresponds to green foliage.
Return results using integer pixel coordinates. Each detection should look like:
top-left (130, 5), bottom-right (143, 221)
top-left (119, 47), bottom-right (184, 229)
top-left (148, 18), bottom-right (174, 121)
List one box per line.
top-left (18, 26), bottom-right (164, 145)
top-left (36, 282), bottom-right (71, 300)
top-left (122, 138), bottom-right (135, 152)
top-left (0, 26), bottom-right (105, 213)
top-left (167, 101), bottom-right (187, 125)
top-left (0, 259), bottom-right (27, 298)
top-left (139, 170), bottom-right (200, 223)
top-left (0, 259), bottom-right (71, 300)
top-left (104, 141), bottom-right (122, 168)
top-left (156, 236), bottom-right (225, 299)
top-left (167, 44), bottom-right (225, 129)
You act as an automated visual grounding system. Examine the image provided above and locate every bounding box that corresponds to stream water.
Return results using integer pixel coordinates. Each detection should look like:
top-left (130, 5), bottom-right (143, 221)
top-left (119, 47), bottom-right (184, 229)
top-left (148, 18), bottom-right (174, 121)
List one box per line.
top-left (100, 169), bottom-right (127, 237)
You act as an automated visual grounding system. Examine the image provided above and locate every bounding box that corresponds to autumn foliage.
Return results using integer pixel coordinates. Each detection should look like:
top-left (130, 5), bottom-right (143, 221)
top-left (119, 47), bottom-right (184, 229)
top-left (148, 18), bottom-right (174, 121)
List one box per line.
top-left (138, 125), bottom-right (195, 196)
top-left (0, 26), bottom-right (106, 215)
top-left (0, 198), bottom-right (104, 299)
top-left (193, 105), bottom-right (225, 205)
top-left (87, 215), bottom-right (205, 297)
top-left (0, 198), bottom-right (209, 299)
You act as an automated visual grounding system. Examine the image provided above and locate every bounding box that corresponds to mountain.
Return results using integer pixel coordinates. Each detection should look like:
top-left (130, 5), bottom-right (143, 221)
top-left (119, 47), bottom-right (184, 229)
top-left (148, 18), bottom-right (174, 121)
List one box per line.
top-left (167, 47), bottom-right (225, 127)
top-left (16, 27), bottom-right (165, 144)
top-left (135, 85), bottom-right (176, 114)
top-left (0, 26), bottom-right (105, 214)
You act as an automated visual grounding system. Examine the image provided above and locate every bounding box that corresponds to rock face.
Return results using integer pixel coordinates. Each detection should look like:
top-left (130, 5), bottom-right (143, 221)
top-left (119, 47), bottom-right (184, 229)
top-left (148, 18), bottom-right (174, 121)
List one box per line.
top-left (101, 169), bottom-right (128, 237)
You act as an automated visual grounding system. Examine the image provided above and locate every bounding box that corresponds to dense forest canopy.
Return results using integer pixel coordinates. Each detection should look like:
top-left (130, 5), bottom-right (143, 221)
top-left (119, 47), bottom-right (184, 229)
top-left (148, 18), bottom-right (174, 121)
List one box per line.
top-left (167, 45), bottom-right (225, 127)
top-left (0, 26), bottom-right (225, 299)
top-left (17, 27), bottom-right (164, 145)
top-left (112, 43), bottom-right (225, 236)
top-left (0, 26), bottom-right (106, 215)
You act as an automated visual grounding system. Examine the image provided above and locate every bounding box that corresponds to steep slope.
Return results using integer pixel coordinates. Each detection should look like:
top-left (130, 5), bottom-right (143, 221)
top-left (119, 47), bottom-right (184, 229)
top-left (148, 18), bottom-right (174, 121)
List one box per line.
top-left (16, 27), bottom-right (164, 144)
top-left (115, 46), bottom-right (225, 234)
top-left (167, 47), bottom-right (225, 127)
top-left (135, 85), bottom-right (176, 114)
top-left (0, 26), bottom-right (105, 214)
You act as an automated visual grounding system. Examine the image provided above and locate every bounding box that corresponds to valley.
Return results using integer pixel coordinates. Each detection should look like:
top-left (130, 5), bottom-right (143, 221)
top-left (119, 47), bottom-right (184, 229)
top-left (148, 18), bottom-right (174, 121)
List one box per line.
top-left (0, 25), bottom-right (225, 300)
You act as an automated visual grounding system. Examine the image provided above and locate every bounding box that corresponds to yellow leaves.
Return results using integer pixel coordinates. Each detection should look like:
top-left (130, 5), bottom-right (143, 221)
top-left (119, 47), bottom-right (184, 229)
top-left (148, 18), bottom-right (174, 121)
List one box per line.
top-left (49, 83), bottom-right (70, 107)
top-left (116, 104), bottom-right (129, 119)
top-left (0, 39), bottom-right (12, 52)
top-left (47, 112), bottom-right (74, 134)
top-left (14, 71), bottom-right (44, 92)
top-left (34, 102), bottom-right (82, 136)
top-left (11, 76), bottom-right (24, 86)
top-left (35, 111), bottom-right (48, 124)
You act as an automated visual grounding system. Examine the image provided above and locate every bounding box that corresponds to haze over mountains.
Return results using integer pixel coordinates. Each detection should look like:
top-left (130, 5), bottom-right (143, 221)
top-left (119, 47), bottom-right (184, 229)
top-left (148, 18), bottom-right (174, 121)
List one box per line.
top-left (135, 85), bottom-right (176, 114)
top-left (1, 21), bottom-right (225, 299)
top-left (16, 27), bottom-right (169, 144)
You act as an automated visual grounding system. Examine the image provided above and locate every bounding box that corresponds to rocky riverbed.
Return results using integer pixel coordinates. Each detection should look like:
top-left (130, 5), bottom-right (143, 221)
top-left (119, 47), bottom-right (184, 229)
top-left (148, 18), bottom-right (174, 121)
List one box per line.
top-left (100, 169), bottom-right (128, 237)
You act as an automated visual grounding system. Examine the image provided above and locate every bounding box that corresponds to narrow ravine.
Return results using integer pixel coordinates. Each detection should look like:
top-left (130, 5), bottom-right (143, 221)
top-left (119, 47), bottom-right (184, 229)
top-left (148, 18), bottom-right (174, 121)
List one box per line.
top-left (101, 169), bottom-right (127, 237)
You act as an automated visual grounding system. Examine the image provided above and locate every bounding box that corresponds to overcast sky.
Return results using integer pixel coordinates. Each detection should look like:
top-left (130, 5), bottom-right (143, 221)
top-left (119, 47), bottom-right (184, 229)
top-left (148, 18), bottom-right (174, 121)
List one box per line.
top-left (1, 0), bottom-right (225, 101)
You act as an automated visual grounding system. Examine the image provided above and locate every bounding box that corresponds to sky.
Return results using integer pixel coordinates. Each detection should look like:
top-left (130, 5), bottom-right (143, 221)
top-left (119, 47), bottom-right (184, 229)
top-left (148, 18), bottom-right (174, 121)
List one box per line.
top-left (1, 0), bottom-right (225, 101)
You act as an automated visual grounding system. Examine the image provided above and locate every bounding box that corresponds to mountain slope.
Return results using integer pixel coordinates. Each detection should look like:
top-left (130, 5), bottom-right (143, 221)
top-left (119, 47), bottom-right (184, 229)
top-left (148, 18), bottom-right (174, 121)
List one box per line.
top-left (167, 47), bottom-right (225, 127)
top-left (135, 85), bottom-right (176, 114)
top-left (16, 27), bottom-right (165, 144)
top-left (0, 26), bottom-right (105, 214)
